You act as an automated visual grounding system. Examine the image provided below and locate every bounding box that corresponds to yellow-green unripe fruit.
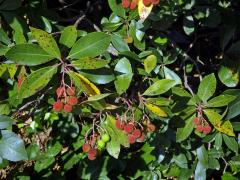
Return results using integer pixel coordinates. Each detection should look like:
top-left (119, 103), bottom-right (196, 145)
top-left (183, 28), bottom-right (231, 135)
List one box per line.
top-left (102, 134), bottom-right (110, 142)
top-left (97, 139), bottom-right (105, 149)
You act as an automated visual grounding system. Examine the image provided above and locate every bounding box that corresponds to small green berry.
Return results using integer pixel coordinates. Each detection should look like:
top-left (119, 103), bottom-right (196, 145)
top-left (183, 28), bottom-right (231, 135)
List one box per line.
top-left (97, 139), bottom-right (105, 149)
top-left (102, 134), bottom-right (110, 142)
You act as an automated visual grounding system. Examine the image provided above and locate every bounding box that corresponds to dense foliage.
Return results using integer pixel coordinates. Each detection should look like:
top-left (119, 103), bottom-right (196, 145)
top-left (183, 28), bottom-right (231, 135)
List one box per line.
top-left (0, 0), bottom-right (240, 179)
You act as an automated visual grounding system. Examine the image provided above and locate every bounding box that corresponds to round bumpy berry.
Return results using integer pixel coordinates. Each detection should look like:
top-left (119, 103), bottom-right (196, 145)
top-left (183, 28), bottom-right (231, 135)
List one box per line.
top-left (82, 143), bottom-right (91, 153)
top-left (66, 96), bottom-right (78, 106)
top-left (124, 123), bottom-right (134, 133)
top-left (53, 100), bottom-right (63, 112)
top-left (122, 0), bottom-right (131, 8)
top-left (97, 139), bottom-right (106, 149)
top-left (63, 104), bottom-right (73, 113)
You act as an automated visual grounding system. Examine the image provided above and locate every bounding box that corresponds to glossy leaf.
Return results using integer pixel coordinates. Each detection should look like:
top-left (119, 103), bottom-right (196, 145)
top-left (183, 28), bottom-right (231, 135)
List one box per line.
top-left (30, 27), bottom-right (61, 59)
top-left (144, 55), bottom-right (157, 74)
top-left (5, 44), bottom-right (55, 66)
top-left (0, 115), bottom-right (13, 129)
top-left (223, 134), bottom-right (239, 153)
top-left (176, 115), bottom-right (195, 142)
top-left (197, 73), bottom-right (216, 102)
top-left (206, 95), bottom-right (236, 107)
top-left (204, 109), bottom-right (235, 137)
top-left (0, 130), bottom-right (28, 162)
top-left (218, 65), bottom-right (239, 87)
top-left (71, 58), bottom-right (109, 69)
top-left (68, 32), bottom-right (111, 59)
top-left (114, 58), bottom-right (133, 95)
top-left (143, 79), bottom-right (176, 96)
top-left (60, 26), bottom-right (78, 48)
top-left (18, 66), bottom-right (57, 99)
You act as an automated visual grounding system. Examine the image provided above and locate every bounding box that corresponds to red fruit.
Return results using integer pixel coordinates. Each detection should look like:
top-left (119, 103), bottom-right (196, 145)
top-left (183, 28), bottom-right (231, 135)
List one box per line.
top-left (151, 0), bottom-right (160, 5)
top-left (193, 117), bottom-right (201, 126)
top-left (203, 125), bottom-right (212, 135)
top-left (88, 148), bottom-right (98, 160)
top-left (63, 104), bottom-right (73, 113)
top-left (82, 143), bottom-right (91, 153)
top-left (143, 0), bottom-right (151, 6)
top-left (128, 134), bottom-right (136, 144)
top-left (116, 119), bottom-right (124, 130)
top-left (88, 154), bottom-right (97, 161)
top-left (124, 123), bottom-right (134, 133)
top-left (132, 129), bottom-right (141, 138)
top-left (56, 87), bottom-right (64, 97)
top-left (130, 1), bottom-right (137, 10)
top-left (66, 96), bottom-right (78, 106)
top-left (122, 0), bottom-right (131, 8)
top-left (53, 100), bottom-right (63, 112)
top-left (66, 87), bottom-right (75, 96)
top-left (138, 132), bottom-right (145, 142)
top-left (196, 125), bottom-right (204, 132)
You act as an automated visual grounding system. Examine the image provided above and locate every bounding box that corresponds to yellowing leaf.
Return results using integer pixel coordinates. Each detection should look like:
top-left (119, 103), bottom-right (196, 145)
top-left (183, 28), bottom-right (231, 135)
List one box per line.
top-left (68, 71), bottom-right (100, 96)
top-left (145, 103), bottom-right (168, 117)
top-left (138, 0), bottom-right (153, 22)
top-left (204, 109), bottom-right (235, 137)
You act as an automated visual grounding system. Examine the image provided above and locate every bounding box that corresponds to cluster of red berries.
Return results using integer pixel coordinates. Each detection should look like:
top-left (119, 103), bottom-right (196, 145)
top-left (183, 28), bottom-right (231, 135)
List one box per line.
top-left (53, 86), bottom-right (78, 113)
top-left (121, 0), bottom-right (138, 9)
top-left (82, 133), bottom-right (110, 160)
top-left (116, 119), bottom-right (145, 144)
top-left (121, 0), bottom-right (159, 9)
top-left (193, 117), bottom-right (212, 135)
top-left (142, 0), bottom-right (160, 6)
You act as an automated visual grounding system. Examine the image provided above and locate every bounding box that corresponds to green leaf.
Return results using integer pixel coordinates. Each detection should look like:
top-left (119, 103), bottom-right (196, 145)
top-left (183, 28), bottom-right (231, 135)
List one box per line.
top-left (164, 66), bottom-right (182, 85)
top-left (0, 44), bottom-right (10, 56)
top-left (30, 27), bottom-right (61, 59)
top-left (222, 172), bottom-right (238, 180)
top-left (0, 115), bottom-right (13, 129)
top-left (13, 30), bottom-right (26, 44)
top-left (111, 34), bottom-right (130, 52)
top-left (214, 133), bottom-right (222, 150)
top-left (173, 154), bottom-right (188, 168)
top-left (68, 32), bottom-right (111, 59)
top-left (79, 68), bottom-right (115, 84)
top-left (0, 28), bottom-right (11, 45)
top-left (108, 0), bottom-right (125, 18)
top-left (218, 65), bottom-right (239, 87)
top-left (197, 145), bottom-right (208, 167)
top-left (87, 93), bottom-right (111, 102)
top-left (204, 109), bottom-right (235, 137)
top-left (45, 142), bottom-right (62, 157)
top-left (144, 55), bottom-right (157, 74)
top-left (143, 79), bottom-right (176, 96)
top-left (206, 95), bottom-right (236, 107)
top-left (19, 66), bottom-right (57, 99)
top-left (223, 134), bottom-right (239, 153)
top-left (0, 0), bottom-right (21, 10)
top-left (176, 115), bottom-right (195, 142)
top-left (183, 15), bottom-right (195, 35)
top-left (34, 157), bottom-right (55, 172)
top-left (114, 58), bottom-right (133, 95)
top-left (0, 130), bottom-right (28, 161)
top-left (60, 26), bottom-right (78, 48)
top-left (71, 58), bottom-right (109, 69)
top-left (197, 73), bottom-right (216, 102)
top-left (5, 44), bottom-right (55, 66)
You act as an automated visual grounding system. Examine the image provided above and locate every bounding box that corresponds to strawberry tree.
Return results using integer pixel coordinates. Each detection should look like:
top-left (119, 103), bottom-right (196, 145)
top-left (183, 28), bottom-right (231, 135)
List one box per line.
top-left (0, 0), bottom-right (240, 179)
